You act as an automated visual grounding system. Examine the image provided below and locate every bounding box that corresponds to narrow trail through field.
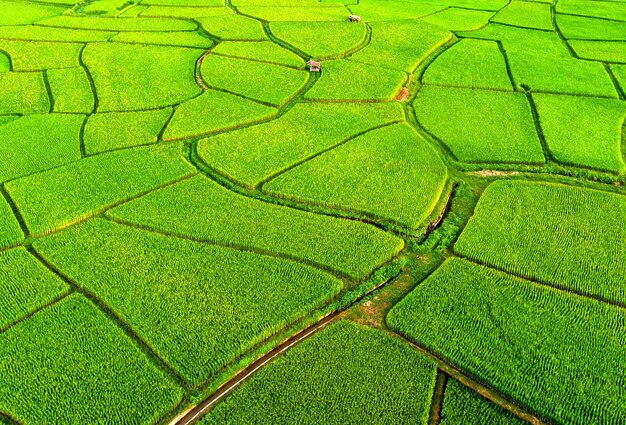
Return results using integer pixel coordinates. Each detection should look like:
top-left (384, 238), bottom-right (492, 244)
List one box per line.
top-left (173, 312), bottom-right (339, 425)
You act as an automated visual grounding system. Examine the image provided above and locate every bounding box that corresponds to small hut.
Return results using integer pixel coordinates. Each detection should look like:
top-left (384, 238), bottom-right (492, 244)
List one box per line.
top-left (349, 14), bottom-right (361, 22)
top-left (307, 60), bottom-right (321, 72)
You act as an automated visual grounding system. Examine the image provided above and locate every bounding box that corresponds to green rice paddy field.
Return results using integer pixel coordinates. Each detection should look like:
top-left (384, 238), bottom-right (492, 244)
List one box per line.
top-left (0, 0), bottom-right (624, 423)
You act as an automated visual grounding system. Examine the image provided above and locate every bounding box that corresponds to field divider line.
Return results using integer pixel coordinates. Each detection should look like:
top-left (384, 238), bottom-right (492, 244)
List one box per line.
top-left (78, 43), bottom-right (98, 114)
top-left (489, 21), bottom-right (554, 33)
top-left (174, 314), bottom-right (337, 425)
top-left (101, 215), bottom-right (353, 282)
top-left (194, 49), bottom-right (212, 91)
top-left (427, 370), bottom-right (448, 425)
top-left (156, 107), bottom-right (177, 144)
top-left (605, 64), bottom-right (626, 101)
top-left (172, 269), bottom-right (403, 425)
top-left (551, 1), bottom-right (583, 61)
top-left (42, 70), bottom-right (54, 114)
top-left (496, 40), bottom-right (517, 91)
top-left (456, 255), bottom-right (626, 310)
top-left (26, 247), bottom-right (192, 391)
top-left (0, 288), bottom-right (74, 336)
top-left (0, 47), bottom-right (13, 72)
top-left (389, 331), bottom-right (550, 425)
top-left (78, 114), bottom-right (88, 158)
top-left (555, 11), bottom-right (626, 24)
top-left (210, 52), bottom-right (304, 70)
top-left (0, 410), bottom-right (20, 425)
top-left (0, 184), bottom-right (29, 238)
top-left (525, 90), bottom-right (554, 163)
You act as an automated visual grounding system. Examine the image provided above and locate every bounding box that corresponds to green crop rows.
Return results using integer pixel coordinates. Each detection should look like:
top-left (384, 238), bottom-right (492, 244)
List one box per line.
top-left (1, 0), bottom-right (625, 423)
top-left (388, 258), bottom-right (626, 424)
top-left (200, 321), bottom-right (437, 424)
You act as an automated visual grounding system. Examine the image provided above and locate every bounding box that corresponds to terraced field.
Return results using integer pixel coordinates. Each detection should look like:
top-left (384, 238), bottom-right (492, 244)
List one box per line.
top-left (0, 0), bottom-right (624, 424)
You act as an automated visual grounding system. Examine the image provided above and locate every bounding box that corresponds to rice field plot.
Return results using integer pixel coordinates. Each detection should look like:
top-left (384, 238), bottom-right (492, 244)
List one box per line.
top-left (263, 123), bottom-right (447, 229)
top-left (110, 31), bottom-right (215, 49)
top-left (455, 180), bottom-right (626, 305)
top-left (0, 0), bottom-right (64, 25)
top-left (491, 1), bottom-right (553, 31)
top-left (440, 379), bottom-right (526, 425)
top-left (269, 21), bottom-right (367, 59)
top-left (0, 248), bottom-right (68, 330)
top-left (0, 114), bottom-right (83, 182)
top-left (350, 20), bottom-right (453, 73)
top-left (414, 86), bottom-right (545, 164)
top-left (33, 218), bottom-right (343, 386)
top-left (0, 72), bottom-right (50, 115)
top-left (199, 321), bottom-right (437, 424)
top-left (0, 293), bottom-right (183, 424)
top-left (108, 175), bottom-right (403, 280)
top-left (200, 55), bottom-right (308, 106)
top-left (197, 101), bottom-right (403, 187)
top-left (349, 0), bottom-right (446, 22)
top-left (388, 257), bottom-right (626, 425)
top-left (83, 108), bottom-right (173, 154)
top-left (570, 40), bottom-right (626, 64)
top-left (462, 24), bottom-right (619, 98)
top-left (421, 39), bottom-right (513, 91)
top-left (556, 0), bottom-right (626, 22)
top-left (4, 1), bottom-right (626, 423)
top-left (37, 15), bottom-right (197, 32)
top-left (47, 67), bottom-right (95, 113)
top-left (237, 6), bottom-right (348, 22)
top-left (557, 14), bottom-right (626, 41)
top-left (304, 59), bottom-right (406, 101)
top-left (161, 88), bottom-right (277, 141)
top-left (211, 41), bottom-right (304, 67)
top-left (533, 94), bottom-right (626, 173)
top-left (82, 42), bottom-right (203, 112)
top-left (0, 25), bottom-right (115, 42)
top-left (197, 14), bottom-right (267, 40)
top-left (0, 40), bottom-right (82, 71)
top-left (5, 143), bottom-right (196, 236)
top-left (419, 8), bottom-right (494, 32)
top-left (140, 6), bottom-right (231, 19)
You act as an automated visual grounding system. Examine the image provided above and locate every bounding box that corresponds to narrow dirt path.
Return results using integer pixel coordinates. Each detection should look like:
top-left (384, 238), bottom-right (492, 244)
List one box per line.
top-left (173, 312), bottom-right (338, 425)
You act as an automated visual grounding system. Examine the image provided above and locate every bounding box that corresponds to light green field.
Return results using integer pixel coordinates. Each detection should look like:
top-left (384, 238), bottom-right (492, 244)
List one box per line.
top-left (1, 0), bottom-right (625, 423)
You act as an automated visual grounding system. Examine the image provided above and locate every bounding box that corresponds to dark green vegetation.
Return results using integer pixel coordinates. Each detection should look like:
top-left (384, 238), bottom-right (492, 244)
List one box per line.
top-left (388, 258), bottom-right (626, 425)
top-left (200, 321), bottom-right (437, 424)
top-left (1, 0), bottom-right (625, 424)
